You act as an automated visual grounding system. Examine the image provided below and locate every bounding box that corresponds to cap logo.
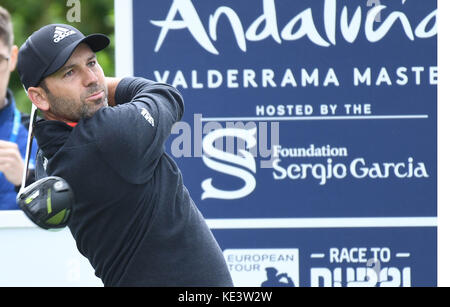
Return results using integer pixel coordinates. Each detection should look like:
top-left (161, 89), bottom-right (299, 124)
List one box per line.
top-left (53, 26), bottom-right (76, 43)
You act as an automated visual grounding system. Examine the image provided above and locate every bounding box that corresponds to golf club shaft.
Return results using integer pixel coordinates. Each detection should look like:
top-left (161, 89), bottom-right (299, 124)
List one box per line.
top-left (20, 104), bottom-right (37, 192)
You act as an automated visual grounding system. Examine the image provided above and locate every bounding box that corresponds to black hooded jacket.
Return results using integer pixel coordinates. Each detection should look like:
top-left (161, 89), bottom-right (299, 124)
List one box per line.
top-left (33, 77), bottom-right (233, 286)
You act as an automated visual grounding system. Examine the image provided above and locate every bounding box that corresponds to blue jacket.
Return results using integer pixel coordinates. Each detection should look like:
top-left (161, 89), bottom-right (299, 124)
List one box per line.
top-left (0, 89), bottom-right (37, 210)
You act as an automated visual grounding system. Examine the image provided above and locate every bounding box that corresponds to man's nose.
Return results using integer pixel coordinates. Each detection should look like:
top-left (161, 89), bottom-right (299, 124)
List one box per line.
top-left (82, 67), bottom-right (99, 87)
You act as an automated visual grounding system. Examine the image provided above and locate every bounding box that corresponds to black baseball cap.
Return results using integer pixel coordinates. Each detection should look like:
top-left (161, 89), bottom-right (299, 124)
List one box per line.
top-left (17, 24), bottom-right (110, 90)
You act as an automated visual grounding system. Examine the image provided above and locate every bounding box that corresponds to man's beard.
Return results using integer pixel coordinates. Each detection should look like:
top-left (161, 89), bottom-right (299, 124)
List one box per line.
top-left (47, 85), bottom-right (108, 121)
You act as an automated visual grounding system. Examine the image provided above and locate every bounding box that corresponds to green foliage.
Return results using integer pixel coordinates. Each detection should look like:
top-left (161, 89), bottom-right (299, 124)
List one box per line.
top-left (1, 0), bottom-right (115, 113)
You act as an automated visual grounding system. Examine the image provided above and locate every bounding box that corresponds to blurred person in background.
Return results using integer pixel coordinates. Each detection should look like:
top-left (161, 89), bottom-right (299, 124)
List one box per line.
top-left (0, 6), bottom-right (37, 210)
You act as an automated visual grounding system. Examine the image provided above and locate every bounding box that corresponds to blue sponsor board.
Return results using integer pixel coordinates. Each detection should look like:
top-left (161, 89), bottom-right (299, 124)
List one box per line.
top-left (129, 0), bottom-right (437, 286)
top-left (214, 227), bottom-right (436, 287)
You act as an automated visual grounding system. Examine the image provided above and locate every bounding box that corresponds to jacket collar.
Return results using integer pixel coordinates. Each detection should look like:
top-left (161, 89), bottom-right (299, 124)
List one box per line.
top-left (0, 89), bottom-right (17, 141)
top-left (0, 89), bottom-right (14, 116)
top-left (34, 119), bottom-right (73, 159)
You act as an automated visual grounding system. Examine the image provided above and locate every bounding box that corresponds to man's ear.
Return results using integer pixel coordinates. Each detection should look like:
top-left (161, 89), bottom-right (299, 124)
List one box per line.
top-left (9, 45), bottom-right (18, 72)
top-left (27, 86), bottom-right (50, 111)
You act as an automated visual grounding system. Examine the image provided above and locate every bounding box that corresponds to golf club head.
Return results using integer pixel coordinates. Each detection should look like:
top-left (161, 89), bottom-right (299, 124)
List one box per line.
top-left (17, 176), bottom-right (73, 229)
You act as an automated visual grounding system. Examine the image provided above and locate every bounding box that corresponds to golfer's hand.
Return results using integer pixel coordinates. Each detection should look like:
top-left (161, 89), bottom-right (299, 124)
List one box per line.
top-left (0, 140), bottom-right (24, 186)
top-left (106, 77), bottom-right (122, 107)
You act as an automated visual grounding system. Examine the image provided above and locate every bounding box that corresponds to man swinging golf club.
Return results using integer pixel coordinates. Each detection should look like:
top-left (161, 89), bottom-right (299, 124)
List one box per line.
top-left (16, 24), bottom-right (233, 287)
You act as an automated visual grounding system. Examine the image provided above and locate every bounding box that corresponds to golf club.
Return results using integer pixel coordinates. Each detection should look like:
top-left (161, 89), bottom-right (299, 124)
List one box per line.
top-left (16, 104), bottom-right (74, 229)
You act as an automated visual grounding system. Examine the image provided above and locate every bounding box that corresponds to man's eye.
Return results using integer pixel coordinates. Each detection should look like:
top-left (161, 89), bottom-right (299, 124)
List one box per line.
top-left (88, 60), bottom-right (96, 67)
top-left (64, 70), bottom-right (74, 78)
